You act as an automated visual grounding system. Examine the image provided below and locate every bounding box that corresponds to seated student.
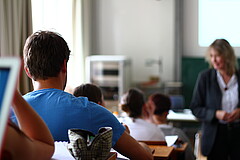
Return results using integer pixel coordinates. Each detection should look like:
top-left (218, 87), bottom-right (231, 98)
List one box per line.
top-left (2, 90), bottom-right (54, 160)
top-left (119, 88), bottom-right (165, 141)
top-left (11, 31), bottom-right (153, 159)
top-left (147, 93), bottom-right (195, 160)
top-left (74, 83), bottom-right (153, 155)
top-left (73, 83), bottom-right (105, 107)
top-left (73, 83), bottom-right (131, 134)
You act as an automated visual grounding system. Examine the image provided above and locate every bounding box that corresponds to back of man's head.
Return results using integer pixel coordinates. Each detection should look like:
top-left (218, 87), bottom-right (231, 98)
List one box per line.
top-left (23, 31), bottom-right (71, 80)
top-left (150, 93), bottom-right (171, 115)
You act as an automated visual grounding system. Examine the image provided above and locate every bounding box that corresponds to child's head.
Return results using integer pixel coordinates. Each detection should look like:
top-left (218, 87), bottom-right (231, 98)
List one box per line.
top-left (73, 83), bottom-right (105, 107)
top-left (148, 93), bottom-right (171, 116)
top-left (119, 88), bottom-right (145, 118)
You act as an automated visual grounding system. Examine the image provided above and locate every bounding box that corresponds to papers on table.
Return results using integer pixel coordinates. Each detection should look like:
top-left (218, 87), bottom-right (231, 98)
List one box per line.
top-left (51, 141), bottom-right (75, 160)
top-left (165, 135), bottom-right (178, 147)
top-left (167, 109), bottom-right (197, 121)
top-left (110, 148), bottom-right (129, 160)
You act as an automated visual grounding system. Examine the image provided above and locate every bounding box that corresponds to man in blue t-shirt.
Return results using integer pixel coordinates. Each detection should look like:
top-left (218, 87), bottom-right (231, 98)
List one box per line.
top-left (11, 31), bottom-right (152, 159)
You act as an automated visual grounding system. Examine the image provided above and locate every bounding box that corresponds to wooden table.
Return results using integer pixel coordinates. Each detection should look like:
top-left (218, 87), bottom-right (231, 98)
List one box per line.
top-left (141, 141), bottom-right (188, 160)
top-left (148, 145), bottom-right (174, 160)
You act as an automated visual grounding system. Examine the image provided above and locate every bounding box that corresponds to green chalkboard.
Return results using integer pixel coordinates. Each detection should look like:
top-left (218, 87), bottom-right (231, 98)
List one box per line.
top-left (181, 57), bottom-right (209, 107)
top-left (181, 57), bottom-right (240, 108)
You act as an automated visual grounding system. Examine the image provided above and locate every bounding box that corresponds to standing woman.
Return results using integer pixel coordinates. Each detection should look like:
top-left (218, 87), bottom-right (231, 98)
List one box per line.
top-left (190, 39), bottom-right (240, 160)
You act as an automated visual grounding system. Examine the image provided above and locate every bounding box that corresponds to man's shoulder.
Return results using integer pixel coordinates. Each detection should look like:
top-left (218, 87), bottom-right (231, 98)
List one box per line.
top-left (24, 88), bottom-right (63, 97)
top-left (24, 89), bottom-right (90, 108)
top-left (24, 89), bottom-right (109, 110)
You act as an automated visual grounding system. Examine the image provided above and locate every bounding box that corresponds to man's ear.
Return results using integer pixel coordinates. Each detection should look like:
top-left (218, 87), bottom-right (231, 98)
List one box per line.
top-left (61, 59), bottom-right (67, 73)
top-left (24, 67), bottom-right (32, 78)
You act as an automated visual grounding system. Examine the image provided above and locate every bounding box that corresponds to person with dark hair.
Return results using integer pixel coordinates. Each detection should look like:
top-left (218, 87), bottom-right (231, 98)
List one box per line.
top-left (148, 93), bottom-right (195, 160)
top-left (11, 31), bottom-right (153, 159)
top-left (190, 39), bottom-right (240, 159)
top-left (119, 88), bottom-right (165, 141)
top-left (74, 83), bottom-right (133, 135)
top-left (73, 83), bottom-right (105, 107)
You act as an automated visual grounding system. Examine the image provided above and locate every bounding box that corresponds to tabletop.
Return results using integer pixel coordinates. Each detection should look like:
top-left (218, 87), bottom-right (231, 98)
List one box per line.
top-left (148, 145), bottom-right (174, 160)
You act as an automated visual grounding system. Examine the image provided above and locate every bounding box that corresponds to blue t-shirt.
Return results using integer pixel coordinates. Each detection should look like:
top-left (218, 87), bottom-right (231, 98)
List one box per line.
top-left (11, 88), bottom-right (125, 146)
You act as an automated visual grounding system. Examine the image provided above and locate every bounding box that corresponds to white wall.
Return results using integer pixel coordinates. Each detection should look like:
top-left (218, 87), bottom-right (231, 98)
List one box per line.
top-left (90, 0), bottom-right (175, 84)
top-left (183, 0), bottom-right (204, 57)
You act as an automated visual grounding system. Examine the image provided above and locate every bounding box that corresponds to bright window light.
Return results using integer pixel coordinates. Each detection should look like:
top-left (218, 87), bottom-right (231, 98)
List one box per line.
top-left (199, 0), bottom-right (240, 47)
top-left (31, 0), bottom-right (73, 49)
top-left (31, 0), bottom-right (84, 91)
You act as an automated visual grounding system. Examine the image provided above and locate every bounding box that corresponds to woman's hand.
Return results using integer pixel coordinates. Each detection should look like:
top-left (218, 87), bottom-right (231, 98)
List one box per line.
top-left (215, 110), bottom-right (230, 121)
top-left (215, 109), bottom-right (240, 123)
top-left (227, 108), bottom-right (240, 122)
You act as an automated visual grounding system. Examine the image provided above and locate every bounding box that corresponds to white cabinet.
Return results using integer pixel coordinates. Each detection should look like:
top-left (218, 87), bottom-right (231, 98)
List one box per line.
top-left (86, 55), bottom-right (131, 112)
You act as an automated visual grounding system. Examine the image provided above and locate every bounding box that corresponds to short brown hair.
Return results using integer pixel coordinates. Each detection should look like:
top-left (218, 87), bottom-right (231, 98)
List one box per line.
top-left (73, 83), bottom-right (103, 104)
top-left (149, 93), bottom-right (171, 115)
top-left (23, 31), bottom-right (71, 80)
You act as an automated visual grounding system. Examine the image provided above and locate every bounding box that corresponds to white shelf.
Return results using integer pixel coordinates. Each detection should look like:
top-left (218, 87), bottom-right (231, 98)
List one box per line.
top-left (85, 55), bottom-right (131, 111)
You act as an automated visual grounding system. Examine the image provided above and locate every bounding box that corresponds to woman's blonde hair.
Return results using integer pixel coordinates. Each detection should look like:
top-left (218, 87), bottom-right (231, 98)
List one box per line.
top-left (205, 39), bottom-right (237, 75)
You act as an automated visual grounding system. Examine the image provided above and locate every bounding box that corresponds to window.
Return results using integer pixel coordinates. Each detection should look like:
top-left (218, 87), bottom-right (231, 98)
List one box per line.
top-left (32, 0), bottom-right (73, 48)
top-left (31, 0), bottom-right (84, 91)
top-left (199, 0), bottom-right (240, 47)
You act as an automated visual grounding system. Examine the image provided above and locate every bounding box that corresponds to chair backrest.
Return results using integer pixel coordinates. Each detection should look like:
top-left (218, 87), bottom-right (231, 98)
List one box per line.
top-left (194, 131), bottom-right (206, 160)
top-left (139, 141), bottom-right (167, 146)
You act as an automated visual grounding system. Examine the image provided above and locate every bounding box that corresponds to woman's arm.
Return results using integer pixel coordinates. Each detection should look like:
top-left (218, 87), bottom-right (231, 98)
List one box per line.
top-left (190, 72), bottom-right (217, 122)
top-left (4, 91), bottom-right (54, 160)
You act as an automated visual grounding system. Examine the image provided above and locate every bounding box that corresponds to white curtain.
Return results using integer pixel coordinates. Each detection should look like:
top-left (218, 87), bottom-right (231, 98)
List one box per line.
top-left (67, 0), bottom-right (84, 93)
top-left (0, 0), bottom-right (33, 94)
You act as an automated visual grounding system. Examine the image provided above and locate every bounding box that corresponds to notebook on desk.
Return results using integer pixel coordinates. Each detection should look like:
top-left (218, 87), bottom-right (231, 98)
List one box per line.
top-left (0, 57), bottom-right (20, 151)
